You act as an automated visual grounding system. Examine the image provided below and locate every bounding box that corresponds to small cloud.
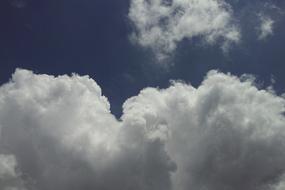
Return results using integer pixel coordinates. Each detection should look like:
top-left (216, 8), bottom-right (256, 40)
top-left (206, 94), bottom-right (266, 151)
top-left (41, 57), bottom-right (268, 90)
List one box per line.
top-left (257, 14), bottom-right (274, 40)
top-left (128, 0), bottom-right (240, 61)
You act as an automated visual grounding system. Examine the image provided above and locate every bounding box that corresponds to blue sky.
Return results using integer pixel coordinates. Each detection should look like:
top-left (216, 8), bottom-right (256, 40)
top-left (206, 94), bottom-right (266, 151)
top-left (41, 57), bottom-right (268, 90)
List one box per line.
top-left (1, 0), bottom-right (285, 116)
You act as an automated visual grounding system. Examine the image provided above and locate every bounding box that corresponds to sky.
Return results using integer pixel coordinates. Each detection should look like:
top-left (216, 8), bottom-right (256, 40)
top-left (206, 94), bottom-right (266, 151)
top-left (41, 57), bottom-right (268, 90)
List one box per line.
top-left (1, 0), bottom-right (285, 116)
top-left (0, 0), bottom-right (285, 190)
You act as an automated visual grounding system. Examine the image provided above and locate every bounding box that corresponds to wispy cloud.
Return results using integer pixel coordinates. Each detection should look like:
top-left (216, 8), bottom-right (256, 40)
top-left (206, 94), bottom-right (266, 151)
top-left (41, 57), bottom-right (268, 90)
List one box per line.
top-left (258, 14), bottom-right (274, 40)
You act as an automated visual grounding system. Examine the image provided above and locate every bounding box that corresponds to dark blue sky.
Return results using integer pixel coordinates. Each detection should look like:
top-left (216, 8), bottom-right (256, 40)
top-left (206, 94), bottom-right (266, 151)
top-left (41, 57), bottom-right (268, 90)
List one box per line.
top-left (1, 0), bottom-right (285, 117)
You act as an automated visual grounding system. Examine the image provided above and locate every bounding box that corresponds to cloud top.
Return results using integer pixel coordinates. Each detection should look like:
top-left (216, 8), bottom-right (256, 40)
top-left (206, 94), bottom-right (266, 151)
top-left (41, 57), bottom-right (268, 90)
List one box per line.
top-left (0, 69), bottom-right (285, 190)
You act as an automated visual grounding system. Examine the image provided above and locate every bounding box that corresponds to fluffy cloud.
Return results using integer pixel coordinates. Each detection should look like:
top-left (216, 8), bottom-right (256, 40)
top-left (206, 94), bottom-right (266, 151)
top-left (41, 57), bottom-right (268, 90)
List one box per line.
top-left (123, 71), bottom-right (285, 190)
top-left (0, 69), bottom-right (175, 190)
top-left (0, 69), bottom-right (285, 190)
top-left (128, 0), bottom-right (240, 60)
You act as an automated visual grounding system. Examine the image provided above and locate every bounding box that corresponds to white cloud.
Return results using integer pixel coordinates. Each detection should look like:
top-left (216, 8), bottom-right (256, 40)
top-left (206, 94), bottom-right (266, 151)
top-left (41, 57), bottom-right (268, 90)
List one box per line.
top-left (123, 70), bottom-right (285, 190)
top-left (0, 69), bottom-right (175, 190)
top-left (0, 69), bottom-right (285, 190)
top-left (128, 0), bottom-right (240, 60)
top-left (258, 14), bottom-right (274, 40)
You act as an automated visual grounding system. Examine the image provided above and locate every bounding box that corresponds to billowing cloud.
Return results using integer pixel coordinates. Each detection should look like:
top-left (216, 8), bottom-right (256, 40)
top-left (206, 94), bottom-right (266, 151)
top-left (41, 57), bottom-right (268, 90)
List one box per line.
top-left (0, 69), bottom-right (285, 190)
top-left (128, 0), bottom-right (240, 60)
top-left (0, 69), bottom-right (175, 190)
top-left (123, 71), bottom-right (285, 190)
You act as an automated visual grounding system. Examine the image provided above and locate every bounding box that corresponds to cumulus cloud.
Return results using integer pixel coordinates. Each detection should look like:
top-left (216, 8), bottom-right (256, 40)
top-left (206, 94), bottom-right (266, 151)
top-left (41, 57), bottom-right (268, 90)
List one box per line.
top-left (0, 69), bottom-right (285, 190)
top-left (258, 14), bottom-right (274, 40)
top-left (128, 0), bottom-right (240, 60)
top-left (0, 69), bottom-right (175, 190)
